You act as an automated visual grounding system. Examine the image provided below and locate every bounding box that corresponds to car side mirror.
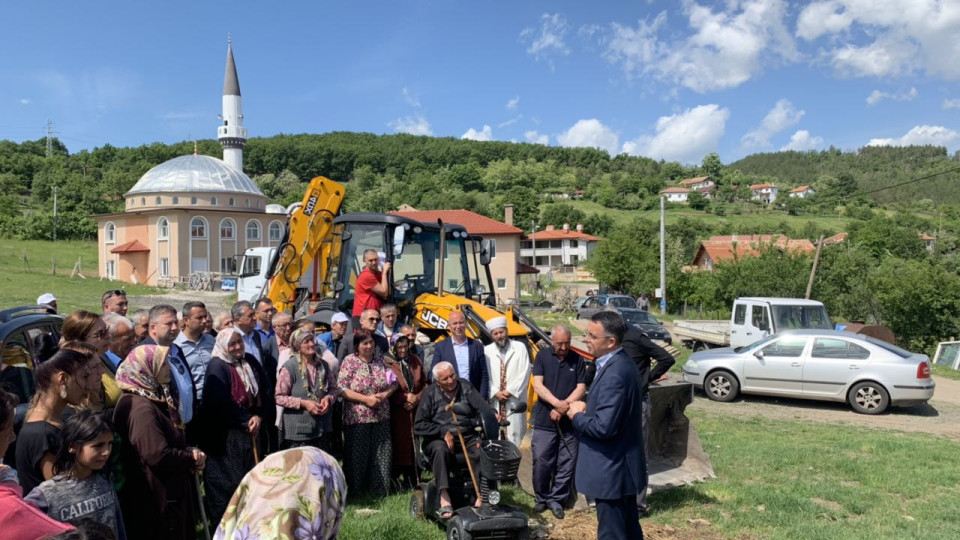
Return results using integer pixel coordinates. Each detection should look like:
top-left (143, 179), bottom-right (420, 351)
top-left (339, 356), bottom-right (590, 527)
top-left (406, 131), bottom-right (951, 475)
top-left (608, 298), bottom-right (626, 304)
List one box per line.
top-left (753, 350), bottom-right (764, 360)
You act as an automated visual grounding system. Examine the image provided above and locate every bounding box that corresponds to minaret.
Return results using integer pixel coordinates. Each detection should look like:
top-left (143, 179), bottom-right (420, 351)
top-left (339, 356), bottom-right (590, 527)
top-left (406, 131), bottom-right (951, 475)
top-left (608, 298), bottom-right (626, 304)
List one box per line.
top-left (218, 36), bottom-right (247, 172)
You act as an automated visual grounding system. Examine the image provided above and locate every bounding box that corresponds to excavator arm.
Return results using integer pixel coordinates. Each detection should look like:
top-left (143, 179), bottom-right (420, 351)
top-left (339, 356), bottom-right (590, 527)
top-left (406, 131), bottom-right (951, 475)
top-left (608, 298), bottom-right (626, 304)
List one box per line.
top-left (262, 176), bottom-right (345, 313)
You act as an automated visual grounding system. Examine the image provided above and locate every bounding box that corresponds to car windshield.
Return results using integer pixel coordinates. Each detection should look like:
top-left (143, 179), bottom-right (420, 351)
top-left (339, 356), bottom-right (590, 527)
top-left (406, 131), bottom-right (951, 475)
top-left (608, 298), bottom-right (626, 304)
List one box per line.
top-left (609, 297), bottom-right (637, 308)
top-left (622, 311), bottom-right (658, 325)
top-left (771, 305), bottom-right (832, 330)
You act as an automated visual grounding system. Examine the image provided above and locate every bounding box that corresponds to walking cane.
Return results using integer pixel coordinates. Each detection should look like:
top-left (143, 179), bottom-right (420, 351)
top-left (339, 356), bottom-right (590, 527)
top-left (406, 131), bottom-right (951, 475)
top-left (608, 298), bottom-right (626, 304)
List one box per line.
top-left (194, 472), bottom-right (212, 540)
top-left (251, 432), bottom-right (260, 465)
top-left (554, 419), bottom-right (574, 455)
top-left (445, 401), bottom-right (482, 504)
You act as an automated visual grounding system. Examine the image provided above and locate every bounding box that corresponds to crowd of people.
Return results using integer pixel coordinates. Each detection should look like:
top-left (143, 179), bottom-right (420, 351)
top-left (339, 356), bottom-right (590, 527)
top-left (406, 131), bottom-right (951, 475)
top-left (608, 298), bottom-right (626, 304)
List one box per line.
top-left (0, 277), bottom-right (664, 539)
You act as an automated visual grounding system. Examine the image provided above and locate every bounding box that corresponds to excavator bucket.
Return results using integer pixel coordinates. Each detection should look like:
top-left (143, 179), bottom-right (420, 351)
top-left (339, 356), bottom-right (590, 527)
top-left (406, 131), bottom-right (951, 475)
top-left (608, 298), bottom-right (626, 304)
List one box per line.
top-left (645, 381), bottom-right (715, 491)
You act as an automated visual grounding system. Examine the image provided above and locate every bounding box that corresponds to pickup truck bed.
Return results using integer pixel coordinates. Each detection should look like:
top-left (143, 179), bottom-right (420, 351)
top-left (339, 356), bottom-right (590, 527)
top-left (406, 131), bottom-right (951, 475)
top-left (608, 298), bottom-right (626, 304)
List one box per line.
top-left (672, 319), bottom-right (731, 350)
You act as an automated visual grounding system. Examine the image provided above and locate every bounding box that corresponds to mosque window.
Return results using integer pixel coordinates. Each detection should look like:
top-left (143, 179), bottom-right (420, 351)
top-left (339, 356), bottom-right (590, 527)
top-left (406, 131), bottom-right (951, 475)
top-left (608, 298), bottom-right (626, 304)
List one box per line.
top-left (158, 218), bottom-right (169, 240)
top-left (245, 199), bottom-right (250, 208)
top-left (172, 196), bottom-right (179, 205)
top-left (268, 221), bottom-right (283, 242)
top-left (190, 217), bottom-right (207, 239)
top-left (220, 219), bottom-right (236, 240)
top-left (159, 258), bottom-right (169, 278)
top-left (155, 197), bottom-right (161, 205)
top-left (211, 197), bottom-right (218, 206)
top-left (191, 197), bottom-right (198, 205)
top-left (105, 223), bottom-right (116, 243)
top-left (141, 198), bottom-right (145, 206)
top-left (246, 220), bottom-right (262, 240)
top-left (229, 198), bottom-right (235, 206)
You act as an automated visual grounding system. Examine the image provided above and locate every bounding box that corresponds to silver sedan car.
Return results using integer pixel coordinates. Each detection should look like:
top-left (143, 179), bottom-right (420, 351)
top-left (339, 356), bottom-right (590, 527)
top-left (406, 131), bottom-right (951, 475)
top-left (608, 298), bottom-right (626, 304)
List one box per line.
top-left (681, 330), bottom-right (935, 414)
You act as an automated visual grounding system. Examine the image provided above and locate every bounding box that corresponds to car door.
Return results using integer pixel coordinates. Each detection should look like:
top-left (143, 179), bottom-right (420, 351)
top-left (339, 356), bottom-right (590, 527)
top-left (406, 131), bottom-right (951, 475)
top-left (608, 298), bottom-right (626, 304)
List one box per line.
top-left (579, 297), bottom-right (601, 319)
top-left (742, 335), bottom-right (808, 395)
top-left (803, 337), bottom-right (871, 398)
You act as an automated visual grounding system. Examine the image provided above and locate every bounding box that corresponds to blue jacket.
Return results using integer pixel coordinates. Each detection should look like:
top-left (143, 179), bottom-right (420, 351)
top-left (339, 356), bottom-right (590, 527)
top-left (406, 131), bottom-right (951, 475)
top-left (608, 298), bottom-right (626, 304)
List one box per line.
top-left (571, 348), bottom-right (646, 500)
top-left (431, 337), bottom-right (489, 398)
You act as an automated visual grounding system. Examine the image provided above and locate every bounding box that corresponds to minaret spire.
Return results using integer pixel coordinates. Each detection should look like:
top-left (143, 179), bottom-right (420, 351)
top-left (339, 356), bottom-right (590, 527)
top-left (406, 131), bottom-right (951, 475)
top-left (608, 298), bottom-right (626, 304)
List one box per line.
top-left (218, 36), bottom-right (247, 171)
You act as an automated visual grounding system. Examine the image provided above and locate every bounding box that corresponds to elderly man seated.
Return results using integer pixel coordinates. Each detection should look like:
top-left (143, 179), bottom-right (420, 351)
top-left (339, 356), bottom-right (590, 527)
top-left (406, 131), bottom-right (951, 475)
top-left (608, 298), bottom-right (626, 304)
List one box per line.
top-left (414, 361), bottom-right (496, 518)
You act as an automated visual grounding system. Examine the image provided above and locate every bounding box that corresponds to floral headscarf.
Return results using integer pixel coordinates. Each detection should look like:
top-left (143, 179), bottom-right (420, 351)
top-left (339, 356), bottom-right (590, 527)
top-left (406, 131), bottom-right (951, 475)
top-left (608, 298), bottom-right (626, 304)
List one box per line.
top-left (214, 447), bottom-right (346, 540)
top-left (116, 344), bottom-right (183, 429)
top-left (212, 328), bottom-right (259, 397)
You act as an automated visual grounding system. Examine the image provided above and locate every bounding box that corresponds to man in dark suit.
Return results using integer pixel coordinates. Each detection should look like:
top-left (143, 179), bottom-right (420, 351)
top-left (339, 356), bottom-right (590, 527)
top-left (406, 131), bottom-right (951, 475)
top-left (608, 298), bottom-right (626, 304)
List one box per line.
top-left (567, 311), bottom-right (645, 540)
top-left (232, 300), bottom-right (278, 452)
top-left (429, 311), bottom-right (488, 397)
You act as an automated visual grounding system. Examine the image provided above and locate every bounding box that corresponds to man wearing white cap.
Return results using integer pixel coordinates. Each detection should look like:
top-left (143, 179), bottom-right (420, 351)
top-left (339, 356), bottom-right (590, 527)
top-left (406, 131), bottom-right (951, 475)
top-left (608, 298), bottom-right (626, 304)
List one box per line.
top-left (319, 312), bottom-right (351, 359)
top-left (483, 316), bottom-right (531, 447)
top-left (37, 293), bottom-right (57, 313)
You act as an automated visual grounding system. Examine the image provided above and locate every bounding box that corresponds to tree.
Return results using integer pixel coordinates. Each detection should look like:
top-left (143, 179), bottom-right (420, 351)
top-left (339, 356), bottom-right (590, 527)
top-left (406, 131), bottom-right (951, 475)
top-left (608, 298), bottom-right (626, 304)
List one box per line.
top-left (687, 191), bottom-right (709, 210)
top-left (582, 213), bottom-right (615, 237)
top-left (540, 203), bottom-right (586, 229)
top-left (585, 219), bottom-right (660, 294)
top-left (701, 152), bottom-right (724, 183)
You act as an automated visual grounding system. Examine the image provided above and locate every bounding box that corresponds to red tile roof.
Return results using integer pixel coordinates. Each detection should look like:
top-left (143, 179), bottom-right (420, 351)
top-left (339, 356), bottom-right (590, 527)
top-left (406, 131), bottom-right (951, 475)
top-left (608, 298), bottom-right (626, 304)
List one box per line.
top-left (678, 176), bottom-right (712, 186)
top-left (390, 209), bottom-right (522, 235)
top-left (823, 232), bottom-right (848, 244)
top-left (749, 183), bottom-right (776, 190)
top-left (692, 235), bottom-right (815, 268)
top-left (920, 233), bottom-right (936, 241)
top-left (525, 229), bottom-right (601, 241)
top-left (660, 187), bottom-right (691, 194)
top-left (790, 185), bottom-right (813, 193)
top-left (110, 240), bottom-right (150, 254)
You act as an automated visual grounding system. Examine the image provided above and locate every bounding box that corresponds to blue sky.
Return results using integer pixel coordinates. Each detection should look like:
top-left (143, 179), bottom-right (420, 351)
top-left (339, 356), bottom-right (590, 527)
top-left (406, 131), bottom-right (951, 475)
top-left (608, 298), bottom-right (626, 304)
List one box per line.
top-left (1, 0), bottom-right (959, 164)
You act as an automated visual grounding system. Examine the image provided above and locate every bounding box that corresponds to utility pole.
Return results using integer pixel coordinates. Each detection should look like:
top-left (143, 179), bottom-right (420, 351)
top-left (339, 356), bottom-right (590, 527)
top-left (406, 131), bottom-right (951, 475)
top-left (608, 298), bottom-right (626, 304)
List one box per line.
top-left (805, 235), bottom-right (824, 299)
top-left (45, 119), bottom-right (54, 158)
top-left (52, 186), bottom-right (58, 243)
top-left (659, 196), bottom-right (666, 314)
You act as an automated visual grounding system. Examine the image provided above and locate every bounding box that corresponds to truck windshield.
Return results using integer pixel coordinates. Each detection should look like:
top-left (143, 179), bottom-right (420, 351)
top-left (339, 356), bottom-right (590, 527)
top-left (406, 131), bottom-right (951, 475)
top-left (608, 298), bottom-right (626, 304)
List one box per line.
top-left (771, 305), bottom-right (832, 330)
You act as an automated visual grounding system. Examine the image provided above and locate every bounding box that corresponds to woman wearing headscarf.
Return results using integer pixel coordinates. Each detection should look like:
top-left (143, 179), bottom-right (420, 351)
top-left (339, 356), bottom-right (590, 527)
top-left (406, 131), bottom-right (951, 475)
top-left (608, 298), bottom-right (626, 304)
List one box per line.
top-left (215, 447), bottom-right (346, 540)
top-left (337, 330), bottom-right (398, 497)
top-left (198, 328), bottom-right (268, 525)
top-left (275, 329), bottom-right (338, 452)
top-left (385, 334), bottom-right (426, 488)
top-left (113, 345), bottom-right (205, 540)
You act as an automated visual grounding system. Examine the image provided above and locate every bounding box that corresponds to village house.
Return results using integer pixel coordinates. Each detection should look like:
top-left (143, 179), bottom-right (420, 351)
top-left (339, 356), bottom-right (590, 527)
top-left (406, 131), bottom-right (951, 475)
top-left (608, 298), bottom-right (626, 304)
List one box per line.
top-left (690, 234), bottom-right (816, 271)
top-left (750, 183), bottom-right (778, 203)
top-left (660, 186), bottom-right (691, 203)
top-left (520, 224), bottom-right (600, 274)
top-left (789, 185), bottom-right (816, 198)
top-left (678, 176), bottom-right (715, 190)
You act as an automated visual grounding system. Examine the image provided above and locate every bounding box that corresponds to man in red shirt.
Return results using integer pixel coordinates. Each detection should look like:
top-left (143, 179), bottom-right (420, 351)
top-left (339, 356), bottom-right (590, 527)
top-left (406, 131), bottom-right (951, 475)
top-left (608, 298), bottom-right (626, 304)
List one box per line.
top-left (352, 249), bottom-right (391, 320)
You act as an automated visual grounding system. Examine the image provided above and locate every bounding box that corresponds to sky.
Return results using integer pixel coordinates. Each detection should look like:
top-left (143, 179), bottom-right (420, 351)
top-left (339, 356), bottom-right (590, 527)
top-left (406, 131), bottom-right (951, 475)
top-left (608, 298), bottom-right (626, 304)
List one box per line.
top-left (1, 0), bottom-right (959, 165)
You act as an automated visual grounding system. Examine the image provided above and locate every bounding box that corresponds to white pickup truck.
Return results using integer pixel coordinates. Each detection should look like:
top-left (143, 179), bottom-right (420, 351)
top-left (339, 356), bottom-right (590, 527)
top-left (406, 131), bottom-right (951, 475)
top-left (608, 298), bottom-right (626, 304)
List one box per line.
top-left (673, 297), bottom-right (832, 351)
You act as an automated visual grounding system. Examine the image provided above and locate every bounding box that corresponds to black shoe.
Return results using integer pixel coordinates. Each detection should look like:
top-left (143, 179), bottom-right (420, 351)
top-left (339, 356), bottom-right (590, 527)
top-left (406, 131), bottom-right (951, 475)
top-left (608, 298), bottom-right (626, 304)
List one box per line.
top-left (532, 503), bottom-right (547, 514)
top-left (550, 506), bottom-right (565, 519)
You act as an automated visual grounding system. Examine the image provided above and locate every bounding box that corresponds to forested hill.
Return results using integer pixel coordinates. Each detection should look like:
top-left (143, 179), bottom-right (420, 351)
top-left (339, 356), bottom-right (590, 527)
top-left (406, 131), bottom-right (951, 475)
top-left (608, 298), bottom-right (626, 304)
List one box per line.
top-left (727, 146), bottom-right (960, 204)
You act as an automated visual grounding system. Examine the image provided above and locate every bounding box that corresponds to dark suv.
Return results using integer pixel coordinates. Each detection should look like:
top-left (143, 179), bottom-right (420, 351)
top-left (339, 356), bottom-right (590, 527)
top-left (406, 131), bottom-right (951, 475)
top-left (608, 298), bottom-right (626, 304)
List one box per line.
top-left (1, 306), bottom-right (62, 404)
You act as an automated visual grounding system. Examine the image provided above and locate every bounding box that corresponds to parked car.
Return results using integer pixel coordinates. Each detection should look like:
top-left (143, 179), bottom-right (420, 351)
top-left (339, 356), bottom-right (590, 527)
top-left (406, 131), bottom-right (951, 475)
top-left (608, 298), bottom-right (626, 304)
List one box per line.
top-left (573, 296), bottom-right (591, 311)
top-left (617, 308), bottom-right (672, 344)
top-left (681, 330), bottom-right (934, 414)
top-left (577, 294), bottom-right (637, 319)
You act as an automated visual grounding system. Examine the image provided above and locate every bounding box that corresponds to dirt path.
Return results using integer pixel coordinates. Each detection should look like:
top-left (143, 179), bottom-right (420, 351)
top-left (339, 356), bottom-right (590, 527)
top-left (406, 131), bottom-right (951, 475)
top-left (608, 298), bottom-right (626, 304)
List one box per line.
top-left (681, 374), bottom-right (960, 439)
top-left (125, 290), bottom-right (236, 314)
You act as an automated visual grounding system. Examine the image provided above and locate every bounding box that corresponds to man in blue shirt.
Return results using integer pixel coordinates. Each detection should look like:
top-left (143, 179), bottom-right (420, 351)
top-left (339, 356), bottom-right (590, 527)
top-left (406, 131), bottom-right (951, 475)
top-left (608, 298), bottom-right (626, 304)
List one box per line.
top-left (102, 312), bottom-right (136, 370)
top-left (254, 298), bottom-right (277, 342)
top-left (174, 301), bottom-right (215, 402)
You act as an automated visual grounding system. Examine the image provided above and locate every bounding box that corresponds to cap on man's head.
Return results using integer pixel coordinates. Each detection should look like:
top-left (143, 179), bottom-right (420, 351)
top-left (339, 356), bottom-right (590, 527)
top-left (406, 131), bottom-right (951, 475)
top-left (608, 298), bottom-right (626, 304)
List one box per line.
top-left (37, 293), bottom-right (57, 305)
top-left (331, 312), bottom-right (351, 324)
top-left (485, 316), bottom-right (507, 332)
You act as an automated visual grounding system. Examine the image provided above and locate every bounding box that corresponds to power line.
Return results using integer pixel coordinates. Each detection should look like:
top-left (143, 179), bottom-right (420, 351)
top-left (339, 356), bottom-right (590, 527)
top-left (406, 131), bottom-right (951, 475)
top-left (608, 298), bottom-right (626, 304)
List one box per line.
top-left (842, 164), bottom-right (960, 199)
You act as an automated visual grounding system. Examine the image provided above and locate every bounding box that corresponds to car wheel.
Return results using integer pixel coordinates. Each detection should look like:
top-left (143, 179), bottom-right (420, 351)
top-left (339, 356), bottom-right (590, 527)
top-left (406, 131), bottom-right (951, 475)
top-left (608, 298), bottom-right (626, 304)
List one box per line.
top-left (693, 341), bottom-right (709, 352)
top-left (447, 516), bottom-right (472, 540)
top-left (705, 370), bottom-right (739, 402)
top-left (848, 381), bottom-right (890, 415)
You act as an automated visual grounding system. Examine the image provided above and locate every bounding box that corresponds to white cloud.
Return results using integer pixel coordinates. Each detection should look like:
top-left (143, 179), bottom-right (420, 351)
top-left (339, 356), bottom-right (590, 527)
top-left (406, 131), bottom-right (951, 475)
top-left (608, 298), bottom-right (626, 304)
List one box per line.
top-left (520, 13), bottom-right (570, 66)
top-left (525, 131), bottom-right (549, 145)
top-left (402, 87), bottom-right (421, 108)
top-left (19, 98), bottom-right (30, 105)
top-left (604, 0), bottom-right (797, 93)
top-left (388, 114), bottom-right (433, 136)
top-left (797, 1), bottom-right (960, 79)
top-left (868, 125), bottom-right (959, 148)
top-left (557, 119), bottom-right (619, 155)
top-left (498, 115), bottom-right (522, 128)
top-left (461, 125), bottom-right (494, 141)
top-left (506, 96), bottom-right (520, 110)
top-left (622, 104), bottom-right (730, 163)
top-left (781, 130), bottom-right (824, 151)
top-left (741, 99), bottom-right (805, 151)
top-left (866, 87), bottom-right (917, 106)
top-left (943, 99), bottom-right (960, 110)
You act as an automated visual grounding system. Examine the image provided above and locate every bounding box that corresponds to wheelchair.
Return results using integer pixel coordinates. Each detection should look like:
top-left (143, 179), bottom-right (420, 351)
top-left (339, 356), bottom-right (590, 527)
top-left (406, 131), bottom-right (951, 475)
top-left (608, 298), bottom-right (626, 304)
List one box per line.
top-left (410, 401), bottom-right (529, 540)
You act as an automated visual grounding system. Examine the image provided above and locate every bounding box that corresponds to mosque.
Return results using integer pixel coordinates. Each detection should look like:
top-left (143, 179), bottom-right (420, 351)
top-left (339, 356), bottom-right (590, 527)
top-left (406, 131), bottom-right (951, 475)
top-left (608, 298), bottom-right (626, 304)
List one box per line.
top-left (95, 41), bottom-right (288, 286)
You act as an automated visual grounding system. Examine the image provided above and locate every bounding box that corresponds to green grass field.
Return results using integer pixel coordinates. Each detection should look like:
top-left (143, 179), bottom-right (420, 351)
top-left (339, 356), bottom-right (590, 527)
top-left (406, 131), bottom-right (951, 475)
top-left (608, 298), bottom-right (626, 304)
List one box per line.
top-left (0, 239), bottom-right (163, 313)
top-left (556, 199), bottom-right (853, 233)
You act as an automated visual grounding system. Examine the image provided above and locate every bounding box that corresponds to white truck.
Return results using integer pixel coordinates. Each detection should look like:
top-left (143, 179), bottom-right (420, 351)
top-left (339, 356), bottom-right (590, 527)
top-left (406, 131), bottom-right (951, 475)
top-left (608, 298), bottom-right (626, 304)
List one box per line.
top-left (673, 297), bottom-right (832, 351)
top-left (234, 246), bottom-right (320, 305)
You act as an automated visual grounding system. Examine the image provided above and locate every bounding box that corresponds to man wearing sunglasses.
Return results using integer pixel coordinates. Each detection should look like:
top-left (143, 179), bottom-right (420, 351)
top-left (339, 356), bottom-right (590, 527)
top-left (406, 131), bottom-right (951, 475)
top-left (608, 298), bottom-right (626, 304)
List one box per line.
top-left (101, 289), bottom-right (129, 317)
top-left (336, 308), bottom-right (389, 362)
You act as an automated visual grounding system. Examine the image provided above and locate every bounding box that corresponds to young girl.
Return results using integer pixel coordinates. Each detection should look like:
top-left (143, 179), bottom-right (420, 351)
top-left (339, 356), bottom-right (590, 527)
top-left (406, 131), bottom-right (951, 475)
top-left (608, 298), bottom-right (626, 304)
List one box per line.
top-left (25, 410), bottom-right (125, 539)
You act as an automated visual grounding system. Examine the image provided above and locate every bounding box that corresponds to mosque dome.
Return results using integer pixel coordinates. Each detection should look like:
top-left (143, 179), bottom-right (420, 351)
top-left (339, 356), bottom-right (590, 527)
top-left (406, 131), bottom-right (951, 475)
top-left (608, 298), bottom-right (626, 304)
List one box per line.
top-left (265, 204), bottom-right (288, 214)
top-left (125, 154), bottom-right (263, 196)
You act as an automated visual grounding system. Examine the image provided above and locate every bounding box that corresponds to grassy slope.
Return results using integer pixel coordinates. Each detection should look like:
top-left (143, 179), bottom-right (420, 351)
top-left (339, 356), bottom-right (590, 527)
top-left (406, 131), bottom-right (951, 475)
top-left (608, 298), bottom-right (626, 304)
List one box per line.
top-left (0, 239), bottom-right (162, 313)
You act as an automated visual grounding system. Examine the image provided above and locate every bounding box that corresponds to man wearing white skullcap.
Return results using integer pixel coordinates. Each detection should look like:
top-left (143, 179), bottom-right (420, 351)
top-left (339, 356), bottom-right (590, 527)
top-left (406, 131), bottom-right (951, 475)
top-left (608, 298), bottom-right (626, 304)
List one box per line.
top-left (37, 293), bottom-right (57, 313)
top-left (483, 316), bottom-right (531, 447)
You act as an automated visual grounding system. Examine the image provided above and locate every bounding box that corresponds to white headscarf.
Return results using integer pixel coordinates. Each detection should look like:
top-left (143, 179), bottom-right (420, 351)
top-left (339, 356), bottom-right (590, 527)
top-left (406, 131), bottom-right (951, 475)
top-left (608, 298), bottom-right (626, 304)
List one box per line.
top-left (213, 327), bottom-right (259, 397)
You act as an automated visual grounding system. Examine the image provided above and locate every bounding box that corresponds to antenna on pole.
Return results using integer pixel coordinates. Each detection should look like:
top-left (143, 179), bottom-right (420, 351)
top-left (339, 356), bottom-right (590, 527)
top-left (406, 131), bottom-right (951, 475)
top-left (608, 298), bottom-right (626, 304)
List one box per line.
top-left (45, 119), bottom-right (54, 158)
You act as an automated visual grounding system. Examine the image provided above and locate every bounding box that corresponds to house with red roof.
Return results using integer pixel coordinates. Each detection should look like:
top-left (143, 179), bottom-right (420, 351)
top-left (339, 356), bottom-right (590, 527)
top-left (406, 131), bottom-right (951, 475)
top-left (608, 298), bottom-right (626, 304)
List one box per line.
top-left (390, 206), bottom-right (524, 302)
top-left (749, 183), bottom-right (779, 203)
top-left (690, 234), bottom-right (815, 271)
top-left (678, 176), bottom-right (715, 190)
top-left (660, 186), bottom-right (691, 203)
top-left (789, 185), bottom-right (816, 198)
top-left (520, 223), bottom-right (601, 274)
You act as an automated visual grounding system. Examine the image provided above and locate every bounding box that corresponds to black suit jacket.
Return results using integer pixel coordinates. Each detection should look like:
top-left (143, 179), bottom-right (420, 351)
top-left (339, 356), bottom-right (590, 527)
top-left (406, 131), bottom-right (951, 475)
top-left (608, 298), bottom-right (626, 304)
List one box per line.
top-left (622, 327), bottom-right (675, 396)
top-left (250, 332), bottom-right (278, 425)
top-left (430, 337), bottom-right (489, 398)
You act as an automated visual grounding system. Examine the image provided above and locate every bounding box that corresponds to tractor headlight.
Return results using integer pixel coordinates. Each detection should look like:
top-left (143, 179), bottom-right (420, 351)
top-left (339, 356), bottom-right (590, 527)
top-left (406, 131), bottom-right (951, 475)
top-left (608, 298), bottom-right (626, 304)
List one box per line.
top-left (488, 490), bottom-right (501, 505)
